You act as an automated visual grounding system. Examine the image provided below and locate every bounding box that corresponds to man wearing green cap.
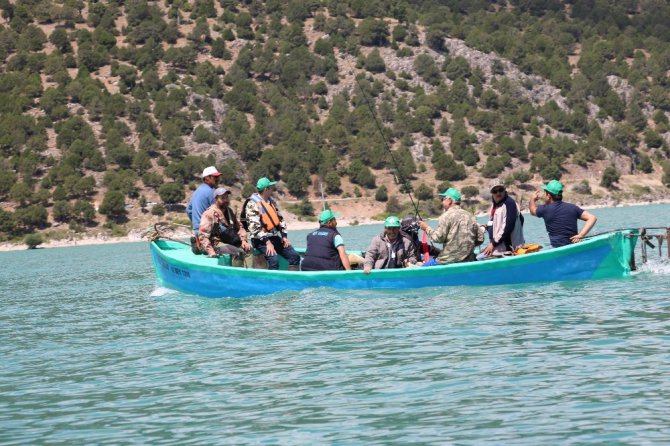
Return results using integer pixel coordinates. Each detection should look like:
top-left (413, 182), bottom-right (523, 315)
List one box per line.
top-left (301, 209), bottom-right (351, 271)
top-left (363, 215), bottom-right (418, 273)
top-left (530, 180), bottom-right (597, 247)
top-left (241, 177), bottom-right (300, 270)
top-left (418, 187), bottom-right (483, 264)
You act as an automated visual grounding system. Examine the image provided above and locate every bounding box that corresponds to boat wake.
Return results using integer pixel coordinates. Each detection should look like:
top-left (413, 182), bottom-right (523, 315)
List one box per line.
top-left (636, 258), bottom-right (670, 276)
top-left (150, 286), bottom-right (177, 297)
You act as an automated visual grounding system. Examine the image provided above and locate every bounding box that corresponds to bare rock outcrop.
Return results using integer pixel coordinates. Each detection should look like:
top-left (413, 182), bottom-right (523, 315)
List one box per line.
top-left (607, 75), bottom-right (635, 104)
top-left (183, 92), bottom-right (242, 165)
top-left (441, 37), bottom-right (569, 111)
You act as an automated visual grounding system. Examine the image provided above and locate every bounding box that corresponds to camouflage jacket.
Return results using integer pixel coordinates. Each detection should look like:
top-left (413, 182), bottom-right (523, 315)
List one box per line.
top-left (244, 194), bottom-right (288, 241)
top-left (425, 206), bottom-right (482, 264)
top-left (198, 204), bottom-right (245, 256)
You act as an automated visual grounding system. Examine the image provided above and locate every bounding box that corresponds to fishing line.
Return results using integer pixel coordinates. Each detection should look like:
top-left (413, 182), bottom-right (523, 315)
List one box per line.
top-left (354, 76), bottom-right (421, 219)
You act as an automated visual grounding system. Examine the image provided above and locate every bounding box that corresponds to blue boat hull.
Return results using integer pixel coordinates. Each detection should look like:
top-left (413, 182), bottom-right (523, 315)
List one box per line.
top-left (149, 231), bottom-right (636, 298)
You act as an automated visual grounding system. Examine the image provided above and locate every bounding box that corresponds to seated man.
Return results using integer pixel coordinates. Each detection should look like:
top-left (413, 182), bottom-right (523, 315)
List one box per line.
top-left (529, 180), bottom-right (597, 248)
top-left (477, 179), bottom-right (525, 260)
top-left (364, 216), bottom-right (418, 274)
top-left (418, 188), bottom-right (482, 264)
top-left (301, 209), bottom-right (351, 271)
top-left (242, 177), bottom-right (301, 270)
top-left (198, 187), bottom-right (252, 265)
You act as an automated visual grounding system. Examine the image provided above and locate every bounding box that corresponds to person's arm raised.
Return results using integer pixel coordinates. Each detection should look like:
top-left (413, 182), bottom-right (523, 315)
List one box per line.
top-left (529, 191), bottom-right (540, 216)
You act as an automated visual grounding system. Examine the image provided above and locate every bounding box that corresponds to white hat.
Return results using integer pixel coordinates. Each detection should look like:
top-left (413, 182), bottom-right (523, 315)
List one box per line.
top-left (202, 166), bottom-right (221, 178)
top-left (489, 178), bottom-right (506, 192)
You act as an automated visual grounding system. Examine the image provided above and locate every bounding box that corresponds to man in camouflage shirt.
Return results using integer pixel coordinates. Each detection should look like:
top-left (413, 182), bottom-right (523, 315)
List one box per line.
top-left (418, 187), bottom-right (483, 264)
top-left (242, 177), bottom-right (300, 270)
top-left (198, 187), bottom-right (251, 264)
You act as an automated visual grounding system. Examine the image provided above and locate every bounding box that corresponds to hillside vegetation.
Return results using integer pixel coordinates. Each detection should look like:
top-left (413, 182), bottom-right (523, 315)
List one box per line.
top-left (1, 0), bottom-right (670, 242)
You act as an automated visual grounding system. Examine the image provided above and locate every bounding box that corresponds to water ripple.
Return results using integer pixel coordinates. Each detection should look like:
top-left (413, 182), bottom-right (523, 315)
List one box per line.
top-left (2, 206), bottom-right (670, 444)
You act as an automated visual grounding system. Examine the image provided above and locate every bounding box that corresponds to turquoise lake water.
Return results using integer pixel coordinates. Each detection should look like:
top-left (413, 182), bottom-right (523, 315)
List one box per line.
top-left (1, 204), bottom-right (669, 444)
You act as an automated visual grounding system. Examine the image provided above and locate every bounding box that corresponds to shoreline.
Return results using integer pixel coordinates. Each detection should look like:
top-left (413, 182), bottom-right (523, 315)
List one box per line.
top-left (1, 198), bottom-right (669, 253)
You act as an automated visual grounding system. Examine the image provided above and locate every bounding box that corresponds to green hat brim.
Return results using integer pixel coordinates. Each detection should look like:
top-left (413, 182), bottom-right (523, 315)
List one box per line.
top-left (257, 179), bottom-right (277, 190)
top-left (319, 211), bottom-right (340, 223)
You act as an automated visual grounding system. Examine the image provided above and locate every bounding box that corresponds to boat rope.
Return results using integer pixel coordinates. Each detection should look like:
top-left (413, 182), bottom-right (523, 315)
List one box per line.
top-left (142, 222), bottom-right (191, 246)
top-left (354, 76), bottom-right (421, 219)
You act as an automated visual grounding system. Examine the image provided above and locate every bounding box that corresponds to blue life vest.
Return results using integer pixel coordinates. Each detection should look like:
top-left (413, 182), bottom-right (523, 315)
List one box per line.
top-left (301, 225), bottom-right (343, 271)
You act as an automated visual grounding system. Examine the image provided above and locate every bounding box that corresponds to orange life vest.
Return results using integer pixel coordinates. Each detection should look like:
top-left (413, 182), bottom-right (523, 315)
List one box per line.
top-left (248, 194), bottom-right (281, 232)
top-left (512, 244), bottom-right (542, 256)
top-left (259, 200), bottom-right (281, 232)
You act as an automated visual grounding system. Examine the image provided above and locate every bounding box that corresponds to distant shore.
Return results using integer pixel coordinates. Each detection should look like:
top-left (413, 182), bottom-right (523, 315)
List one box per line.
top-left (1, 198), bottom-right (669, 253)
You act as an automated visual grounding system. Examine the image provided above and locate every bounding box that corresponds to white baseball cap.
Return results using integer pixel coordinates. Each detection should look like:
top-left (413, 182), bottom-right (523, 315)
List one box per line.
top-left (202, 166), bottom-right (221, 178)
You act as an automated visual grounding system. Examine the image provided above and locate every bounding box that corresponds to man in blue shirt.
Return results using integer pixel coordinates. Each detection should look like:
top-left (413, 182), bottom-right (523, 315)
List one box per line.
top-left (186, 166), bottom-right (221, 234)
top-left (529, 180), bottom-right (597, 247)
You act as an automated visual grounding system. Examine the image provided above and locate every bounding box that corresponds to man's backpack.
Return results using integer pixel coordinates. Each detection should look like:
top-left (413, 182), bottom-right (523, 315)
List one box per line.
top-left (239, 198), bottom-right (251, 231)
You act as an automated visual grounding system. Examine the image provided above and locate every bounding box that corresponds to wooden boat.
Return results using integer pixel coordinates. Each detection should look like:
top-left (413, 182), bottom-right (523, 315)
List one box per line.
top-left (148, 230), bottom-right (638, 298)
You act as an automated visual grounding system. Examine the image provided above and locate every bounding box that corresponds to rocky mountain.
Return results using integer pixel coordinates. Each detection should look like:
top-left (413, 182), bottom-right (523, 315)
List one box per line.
top-left (1, 0), bottom-right (670, 244)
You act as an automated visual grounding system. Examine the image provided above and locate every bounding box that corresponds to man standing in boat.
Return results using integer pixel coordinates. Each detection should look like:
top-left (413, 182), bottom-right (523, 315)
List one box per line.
top-left (418, 188), bottom-right (483, 264)
top-left (242, 177), bottom-right (301, 271)
top-left (186, 166), bottom-right (221, 234)
top-left (477, 179), bottom-right (525, 260)
top-left (198, 187), bottom-right (252, 265)
top-left (301, 209), bottom-right (351, 271)
top-left (529, 180), bottom-right (597, 248)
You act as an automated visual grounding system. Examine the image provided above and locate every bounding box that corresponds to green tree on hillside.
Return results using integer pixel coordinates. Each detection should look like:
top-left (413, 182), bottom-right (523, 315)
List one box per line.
top-left (14, 205), bottom-right (48, 231)
top-left (364, 49), bottom-right (386, 73)
top-left (600, 165), bottom-right (620, 188)
top-left (24, 233), bottom-right (43, 249)
top-left (358, 18), bottom-right (389, 46)
top-left (324, 171), bottom-right (341, 194)
top-left (99, 190), bottom-right (127, 222)
top-left (375, 185), bottom-right (388, 202)
top-left (158, 182), bottom-right (185, 204)
top-left (72, 200), bottom-right (96, 224)
top-left (348, 160), bottom-right (376, 188)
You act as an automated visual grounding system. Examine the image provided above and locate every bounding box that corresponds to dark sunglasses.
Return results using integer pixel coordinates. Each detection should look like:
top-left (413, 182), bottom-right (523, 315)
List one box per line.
top-left (491, 187), bottom-right (505, 194)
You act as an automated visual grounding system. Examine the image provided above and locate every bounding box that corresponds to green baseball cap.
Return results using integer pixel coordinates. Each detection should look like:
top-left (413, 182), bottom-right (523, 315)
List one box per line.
top-left (256, 177), bottom-right (277, 191)
top-left (542, 180), bottom-right (563, 195)
top-left (438, 187), bottom-right (461, 202)
top-left (318, 209), bottom-right (340, 223)
top-left (384, 215), bottom-right (401, 227)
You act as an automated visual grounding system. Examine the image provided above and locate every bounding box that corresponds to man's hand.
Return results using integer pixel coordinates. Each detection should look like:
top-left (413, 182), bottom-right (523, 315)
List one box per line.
top-left (570, 234), bottom-right (584, 243)
top-left (207, 253), bottom-right (218, 258)
top-left (265, 240), bottom-right (277, 257)
top-left (418, 221), bottom-right (430, 232)
top-left (282, 237), bottom-right (291, 248)
top-left (364, 265), bottom-right (371, 275)
top-left (241, 240), bottom-right (252, 252)
top-left (482, 243), bottom-right (495, 256)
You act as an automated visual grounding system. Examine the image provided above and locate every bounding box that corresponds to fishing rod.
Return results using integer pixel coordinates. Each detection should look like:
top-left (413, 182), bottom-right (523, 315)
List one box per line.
top-left (354, 76), bottom-right (421, 219)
